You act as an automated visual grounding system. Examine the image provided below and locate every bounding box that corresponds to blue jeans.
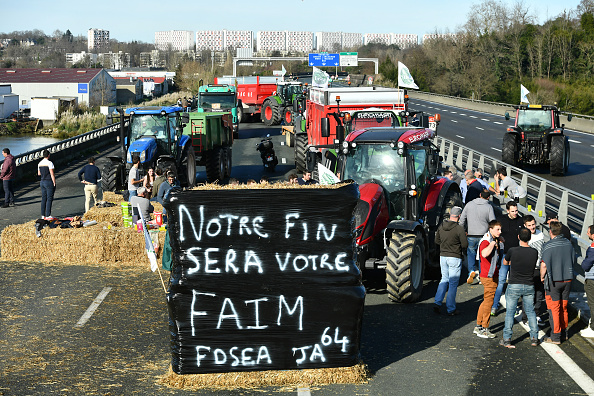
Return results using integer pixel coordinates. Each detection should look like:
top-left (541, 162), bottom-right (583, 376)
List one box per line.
top-left (466, 237), bottom-right (481, 274)
top-left (3, 179), bottom-right (14, 204)
top-left (503, 283), bottom-right (538, 340)
top-left (40, 180), bottom-right (55, 217)
top-left (492, 264), bottom-right (509, 311)
top-left (434, 256), bottom-right (462, 313)
top-left (129, 190), bottom-right (137, 199)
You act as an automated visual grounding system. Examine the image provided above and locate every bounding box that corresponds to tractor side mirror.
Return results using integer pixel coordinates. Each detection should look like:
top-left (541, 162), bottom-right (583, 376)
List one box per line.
top-left (428, 154), bottom-right (439, 175)
top-left (181, 113), bottom-right (189, 124)
top-left (335, 125), bottom-right (345, 142)
top-left (567, 114), bottom-right (572, 122)
top-left (321, 117), bottom-right (330, 138)
top-left (504, 112), bottom-right (510, 121)
top-left (293, 100), bottom-right (298, 113)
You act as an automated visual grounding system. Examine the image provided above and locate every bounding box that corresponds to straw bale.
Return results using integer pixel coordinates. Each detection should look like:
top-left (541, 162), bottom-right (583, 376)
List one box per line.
top-left (0, 220), bottom-right (165, 269)
top-left (158, 362), bottom-right (370, 391)
top-left (83, 202), bottom-right (164, 226)
top-left (190, 182), bottom-right (351, 191)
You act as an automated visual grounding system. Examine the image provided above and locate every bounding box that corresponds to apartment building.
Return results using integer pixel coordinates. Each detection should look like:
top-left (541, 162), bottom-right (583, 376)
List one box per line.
top-left (196, 30), bottom-right (224, 51)
top-left (315, 32), bottom-right (342, 52)
top-left (391, 34), bottom-right (418, 48)
top-left (154, 30), bottom-right (195, 51)
top-left (87, 28), bottom-right (109, 51)
top-left (256, 31), bottom-right (286, 53)
top-left (341, 32), bottom-right (362, 50)
top-left (286, 31), bottom-right (314, 53)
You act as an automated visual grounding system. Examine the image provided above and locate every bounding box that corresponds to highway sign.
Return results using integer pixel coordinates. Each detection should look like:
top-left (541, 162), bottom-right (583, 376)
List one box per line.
top-left (309, 53), bottom-right (340, 67)
top-left (340, 52), bottom-right (358, 67)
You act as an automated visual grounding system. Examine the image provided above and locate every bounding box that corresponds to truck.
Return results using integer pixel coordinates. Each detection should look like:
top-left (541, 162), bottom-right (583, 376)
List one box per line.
top-left (312, 104), bottom-right (459, 303)
top-left (503, 104), bottom-right (571, 176)
top-left (182, 112), bottom-right (234, 183)
top-left (195, 84), bottom-right (240, 138)
top-left (261, 81), bottom-right (306, 126)
top-left (293, 86), bottom-right (409, 172)
top-left (214, 76), bottom-right (278, 123)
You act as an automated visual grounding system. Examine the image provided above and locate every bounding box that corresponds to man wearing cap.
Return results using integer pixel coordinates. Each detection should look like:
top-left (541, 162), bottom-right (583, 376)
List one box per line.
top-left (130, 186), bottom-right (154, 221)
top-left (545, 212), bottom-right (571, 241)
top-left (434, 206), bottom-right (468, 315)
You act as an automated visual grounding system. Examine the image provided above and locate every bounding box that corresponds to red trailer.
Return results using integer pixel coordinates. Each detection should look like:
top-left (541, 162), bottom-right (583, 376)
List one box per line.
top-left (214, 76), bottom-right (278, 122)
top-left (294, 86), bottom-right (408, 171)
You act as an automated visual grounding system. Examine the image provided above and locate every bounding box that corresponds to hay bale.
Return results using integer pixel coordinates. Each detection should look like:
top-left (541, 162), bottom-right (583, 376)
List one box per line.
top-left (0, 220), bottom-right (165, 268)
top-left (83, 201), bottom-right (164, 226)
top-left (158, 362), bottom-right (370, 391)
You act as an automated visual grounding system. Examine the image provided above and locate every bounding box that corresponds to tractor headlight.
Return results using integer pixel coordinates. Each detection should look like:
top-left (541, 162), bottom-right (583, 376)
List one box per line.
top-left (397, 141), bottom-right (405, 149)
top-left (342, 141), bottom-right (349, 149)
top-left (140, 150), bottom-right (146, 162)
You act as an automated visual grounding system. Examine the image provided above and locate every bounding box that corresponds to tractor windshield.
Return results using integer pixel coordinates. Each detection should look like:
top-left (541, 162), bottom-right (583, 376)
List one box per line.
top-left (517, 109), bottom-right (552, 133)
top-left (199, 93), bottom-right (236, 110)
top-left (279, 84), bottom-right (302, 100)
top-left (130, 114), bottom-right (167, 142)
top-left (343, 144), bottom-right (406, 193)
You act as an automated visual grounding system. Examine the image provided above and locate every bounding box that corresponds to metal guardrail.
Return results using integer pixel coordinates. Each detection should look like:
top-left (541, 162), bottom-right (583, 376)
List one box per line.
top-left (436, 135), bottom-right (594, 284)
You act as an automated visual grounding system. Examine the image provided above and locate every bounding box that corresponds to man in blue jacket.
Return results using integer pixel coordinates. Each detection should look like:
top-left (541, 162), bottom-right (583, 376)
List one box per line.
top-left (78, 157), bottom-right (101, 213)
top-left (580, 225), bottom-right (594, 338)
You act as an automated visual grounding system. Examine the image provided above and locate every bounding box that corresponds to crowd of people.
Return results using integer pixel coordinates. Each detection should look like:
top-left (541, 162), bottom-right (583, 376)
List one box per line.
top-left (434, 165), bottom-right (590, 348)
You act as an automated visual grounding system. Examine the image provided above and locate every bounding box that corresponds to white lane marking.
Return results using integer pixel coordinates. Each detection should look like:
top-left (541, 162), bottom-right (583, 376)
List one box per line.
top-left (427, 106), bottom-right (433, 109)
top-left (494, 121), bottom-right (503, 125)
top-left (450, 111), bottom-right (457, 114)
top-left (459, 113), bottom-right (466, 116)
top-left (481, 118), bottom-right (490, 121)
top-left (469, 115), bottom-right (478, 118)
top-left (568, 139), bottom-right (581, 144)
top-left (281, 141), bottom-right (285, 146)
top-left (434, 108), bottom-right (441, 110)
top-left (282, 158), bottom-right (287, 164)
top-left (452, 120), bottom-right (458, 123)
top-left (492, 147), bottom-right (502, 152)
top-left (500, 295), bottom-right (594, 395)
top-left (297, 386), bottom-right (311, 396)
top-left (455, 135), bottom-right (465, 139)
top-left (75, 287), bottom-right (112, 328)
top-left (476, 127), bottom-right (484, 130)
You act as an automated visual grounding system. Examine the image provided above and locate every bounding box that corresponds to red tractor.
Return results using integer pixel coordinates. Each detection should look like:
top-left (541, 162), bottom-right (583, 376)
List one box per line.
top-left (324, 117), bottom-right (461, 303)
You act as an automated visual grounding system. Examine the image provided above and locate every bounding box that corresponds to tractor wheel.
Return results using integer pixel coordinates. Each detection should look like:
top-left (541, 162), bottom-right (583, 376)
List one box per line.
top-left (262, 99), bottom-right (281, 126)
top-left (386, 231), bottom-right (426, 303)
top-left (502, 133), bottom-right (518, 166)
top-left (294, 133), bottom-right (308, 173)
top-left (223, 147), bottom-right (233, 178)
top-left (101, 158), bottom-right (123, 192)
top-left (181, 146), bottom-right (196, 188)
top-left (283, 107), bottom-right (293, 125)
top-left (205, 147), bottom-right (224, 183)
top-left (550, 135), bottom-right (569, 176)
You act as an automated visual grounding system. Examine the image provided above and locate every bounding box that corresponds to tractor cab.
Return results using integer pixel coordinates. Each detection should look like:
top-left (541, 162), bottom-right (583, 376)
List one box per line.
top-left (125, 106), bottom-right (182, 166)
top-left (276, 81), bottom-right (304, 105)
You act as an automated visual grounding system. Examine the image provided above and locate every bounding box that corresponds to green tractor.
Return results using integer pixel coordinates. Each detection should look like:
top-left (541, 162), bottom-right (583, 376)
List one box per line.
top-left (261, 81), bottom-right (305, 126)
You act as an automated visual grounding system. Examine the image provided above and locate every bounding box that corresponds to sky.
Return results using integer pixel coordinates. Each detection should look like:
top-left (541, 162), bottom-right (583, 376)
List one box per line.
top-left (1, 0), bottom-right (582, 43)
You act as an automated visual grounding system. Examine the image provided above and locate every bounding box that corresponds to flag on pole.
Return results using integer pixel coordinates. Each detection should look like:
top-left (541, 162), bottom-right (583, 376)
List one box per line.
top-left (317, 162), bottom-right (341, 185)
top-left (520, 84), bottom-right (530, 104)
top-left (398, 61), bottom-right (419, 90)
top-left (281, 64), bottom-right (286, 76)
top-left (312, 66), bottom-right (329, 88)
top-left (137, 204), bottom-right (158, 272)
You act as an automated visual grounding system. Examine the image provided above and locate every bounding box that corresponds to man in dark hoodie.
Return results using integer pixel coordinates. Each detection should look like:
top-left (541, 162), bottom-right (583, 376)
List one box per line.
top-left (434, 206), bottom-right (468, 315)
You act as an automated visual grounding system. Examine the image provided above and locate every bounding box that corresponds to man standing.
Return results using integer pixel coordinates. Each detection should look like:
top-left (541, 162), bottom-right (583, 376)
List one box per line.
top-left (474, 220), bottom-right (504, 339)
top-left (521, 215), bottom-right (546, 325)
top-left (433, 206), bottom-right (468, 315)
top-left (1, 148), bottom-right (15, 207)
top-left (128, 155), bottom-right (142, 199)
top-left (78, 157), bottom-right (101, 213)
top-left (38, 149), bottom-right (56, 219)
top-left (580, 225), bottom-right (594, 338)
top-left (494, 168), bottom-right (527, 207)
top-left (492, 201), bottom-right (524, 315)
top-left (463, 171), bottom-right (484, 205)
top-left (298, 171), bottom-right (318, 185)
top-left (541, 221), bottom-right (575, 344)
top-left (500, 228), bottom-right (540, 348)
top-left (150, 167), bottom-right (166, 200)
top-left (460, 190), bottom-right (496, 283)
top-left (130, 186), bottom-right (154, 221)
top-left (545, 212), bottom-right (572, 241)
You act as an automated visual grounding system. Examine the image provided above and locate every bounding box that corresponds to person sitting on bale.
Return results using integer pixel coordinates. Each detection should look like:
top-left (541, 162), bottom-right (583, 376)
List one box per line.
top-left (130, 186), bottom-right (154, 222)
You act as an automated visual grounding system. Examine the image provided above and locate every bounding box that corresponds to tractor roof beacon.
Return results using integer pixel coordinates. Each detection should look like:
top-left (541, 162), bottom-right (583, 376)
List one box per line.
top-left (503, 104), bottom-right (572, 176)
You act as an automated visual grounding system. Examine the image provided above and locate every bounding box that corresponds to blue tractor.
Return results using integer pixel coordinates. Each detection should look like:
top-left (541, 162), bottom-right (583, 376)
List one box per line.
top-left (102, 106), bottom-right (196, 192)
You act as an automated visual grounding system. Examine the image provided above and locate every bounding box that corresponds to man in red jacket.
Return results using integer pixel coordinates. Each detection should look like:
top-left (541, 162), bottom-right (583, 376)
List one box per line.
top-left (1, 148), bottom-right (15, 207)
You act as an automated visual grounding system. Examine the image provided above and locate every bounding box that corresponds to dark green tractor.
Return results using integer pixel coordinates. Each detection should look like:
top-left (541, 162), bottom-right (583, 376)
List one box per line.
top-left (261, 81), bottom-right (305, 126)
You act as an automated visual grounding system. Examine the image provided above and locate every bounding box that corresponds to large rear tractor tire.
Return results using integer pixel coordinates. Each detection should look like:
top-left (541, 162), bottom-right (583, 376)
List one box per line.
top-left (181, 146), bottom-right (196, 188)
top-left (205, 147), bottom-right (225, 183)
top-left (502, 133), bottom-right (519, 166)
top-left (262, 99), bottom-right (281, 126)
top-left (101, 158), bottom-right (123, 192)
top-left (294, 133), bottom-right (308, 173)
top-left (237, 106), bottom-right (244, 124)
top-left (550, 135), bottom-right (569, 176)
top-left (283, 107), bottom-right (293, 125)
top-left (386, 231), bottom-right (426, 303)
top-left (223, 147), bottom-right (232, 178)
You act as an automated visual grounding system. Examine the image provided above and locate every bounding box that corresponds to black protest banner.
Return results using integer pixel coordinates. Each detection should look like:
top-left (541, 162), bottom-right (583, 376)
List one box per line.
top-left (164, 184), bottom-right (365, 374)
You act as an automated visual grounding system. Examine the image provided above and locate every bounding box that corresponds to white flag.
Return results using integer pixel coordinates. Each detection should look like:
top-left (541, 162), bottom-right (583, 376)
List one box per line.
top-left (281, 64), bottom-right (286, 76)
top-left (317, 162), bottom-right (341, 185)
top-left (520, 84), bottom-right (530, 104)
top-left (398, 61), bottom-right (419, 90)
top-left (312, 66), bottom-right (329, 88)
